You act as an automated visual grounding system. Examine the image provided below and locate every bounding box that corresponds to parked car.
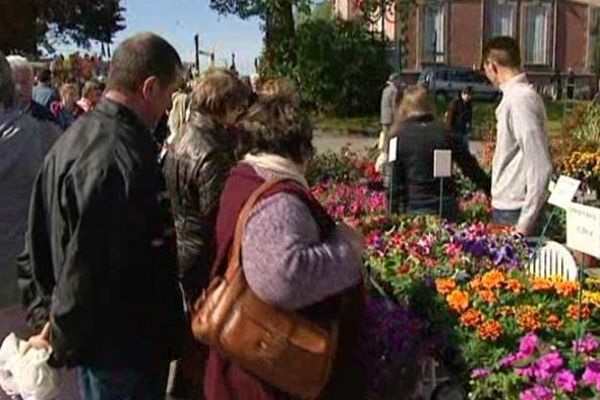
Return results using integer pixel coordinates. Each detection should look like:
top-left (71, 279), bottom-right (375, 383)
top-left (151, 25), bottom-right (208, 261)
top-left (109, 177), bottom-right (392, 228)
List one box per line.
top-left (418, 65), bottom-right (500, 102)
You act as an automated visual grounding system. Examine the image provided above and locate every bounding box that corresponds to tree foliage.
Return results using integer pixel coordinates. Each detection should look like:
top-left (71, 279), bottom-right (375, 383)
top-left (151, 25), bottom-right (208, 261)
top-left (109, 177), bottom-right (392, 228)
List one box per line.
top-left (0, 0), bottom-right (125, 55)
top-left (271, 18), bottom-right (391, 116)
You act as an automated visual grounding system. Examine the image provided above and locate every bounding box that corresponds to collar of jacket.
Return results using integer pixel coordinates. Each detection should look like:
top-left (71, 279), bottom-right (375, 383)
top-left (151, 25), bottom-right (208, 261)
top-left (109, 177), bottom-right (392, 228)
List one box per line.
top-left (404, 114), bottom-right (435, 124)
top-left (95, 98), bottom-right (152, 136)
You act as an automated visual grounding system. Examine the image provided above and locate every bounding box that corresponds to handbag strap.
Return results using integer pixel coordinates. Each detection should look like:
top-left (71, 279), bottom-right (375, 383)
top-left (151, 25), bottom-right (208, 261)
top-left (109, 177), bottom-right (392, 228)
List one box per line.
top-left (224, 177), bottom-right (293, 282)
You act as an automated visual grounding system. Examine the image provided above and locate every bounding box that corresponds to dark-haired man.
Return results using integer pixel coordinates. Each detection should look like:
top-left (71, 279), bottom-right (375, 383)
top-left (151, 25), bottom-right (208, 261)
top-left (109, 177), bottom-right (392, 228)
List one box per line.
top-left (19, 33), bottom-right (185, 400)
top-left (482, 36), bottom-right (552, 236)
top-left (446, 86), bottom-right (473, 153)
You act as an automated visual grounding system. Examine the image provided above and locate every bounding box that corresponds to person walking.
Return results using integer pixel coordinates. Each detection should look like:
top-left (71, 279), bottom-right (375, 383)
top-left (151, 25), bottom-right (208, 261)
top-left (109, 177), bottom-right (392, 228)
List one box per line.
top-left (18, 33), bottom-right (186, 400)
top-left (446, 86), bottom-right (473, 153)
top-left (482, 37), bottom-right (553, 236)
top-left (0, 51), bottom-right (59, 308)
top-left (376, 73), bottom-right (402, 173)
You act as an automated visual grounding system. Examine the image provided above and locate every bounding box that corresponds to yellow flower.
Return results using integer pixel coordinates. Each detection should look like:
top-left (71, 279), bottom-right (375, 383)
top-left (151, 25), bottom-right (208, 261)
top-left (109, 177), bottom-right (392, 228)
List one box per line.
top-left (447, 290), bottom-right (470, 313)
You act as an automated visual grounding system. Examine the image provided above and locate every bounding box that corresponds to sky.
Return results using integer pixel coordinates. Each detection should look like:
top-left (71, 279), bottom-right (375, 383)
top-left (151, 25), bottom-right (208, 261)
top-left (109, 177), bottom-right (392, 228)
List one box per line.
top-left (55, 0), bottom-right (264, 75)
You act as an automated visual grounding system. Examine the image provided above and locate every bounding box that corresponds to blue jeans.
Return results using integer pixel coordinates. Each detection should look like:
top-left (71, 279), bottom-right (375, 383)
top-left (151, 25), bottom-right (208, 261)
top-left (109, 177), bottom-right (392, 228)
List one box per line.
top-left (492, 208), bottom-right (521, 227)
top-left (77, 365), bottom-right (169, 400)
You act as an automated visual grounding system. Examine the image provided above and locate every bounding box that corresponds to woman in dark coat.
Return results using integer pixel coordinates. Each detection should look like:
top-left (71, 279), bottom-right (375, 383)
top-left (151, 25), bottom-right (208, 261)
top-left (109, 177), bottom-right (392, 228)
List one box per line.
top-left (385, 85), bottom-right (490, 219)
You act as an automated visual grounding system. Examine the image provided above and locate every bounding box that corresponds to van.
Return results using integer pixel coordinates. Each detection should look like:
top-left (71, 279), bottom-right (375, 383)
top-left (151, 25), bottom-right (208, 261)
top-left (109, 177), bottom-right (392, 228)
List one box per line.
top-left (418, 66), bottom-right (500, 102)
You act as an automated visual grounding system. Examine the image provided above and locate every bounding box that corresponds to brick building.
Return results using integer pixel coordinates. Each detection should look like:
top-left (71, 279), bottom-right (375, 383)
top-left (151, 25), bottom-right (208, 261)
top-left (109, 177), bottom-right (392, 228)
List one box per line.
top-left (335, 0), bottom-right (600, 90)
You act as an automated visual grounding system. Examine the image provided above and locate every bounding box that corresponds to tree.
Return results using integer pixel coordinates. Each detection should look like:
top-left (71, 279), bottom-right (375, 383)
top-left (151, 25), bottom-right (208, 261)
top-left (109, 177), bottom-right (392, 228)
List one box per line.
top-left (209, 0), bottom-right (311, 72)
top-left (0, 0), bottom-right (125, 55)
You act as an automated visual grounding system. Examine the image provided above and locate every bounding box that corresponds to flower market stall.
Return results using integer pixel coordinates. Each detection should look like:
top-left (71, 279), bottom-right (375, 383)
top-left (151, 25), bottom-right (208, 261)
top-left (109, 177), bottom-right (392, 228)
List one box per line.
top-left (307, 147), bottom-right (600, 400)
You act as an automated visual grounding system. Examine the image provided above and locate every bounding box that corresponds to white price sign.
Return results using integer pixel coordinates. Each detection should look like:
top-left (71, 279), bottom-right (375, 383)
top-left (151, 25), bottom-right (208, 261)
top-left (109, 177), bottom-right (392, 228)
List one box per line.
top-left (548, 176), bottom-right (581, 209)
top-left (433, 150), bottom-right (452, 178)
top-left (388, 137), bottom-right (398, 162)
top-left (567, 203), bottom-right (600, 259)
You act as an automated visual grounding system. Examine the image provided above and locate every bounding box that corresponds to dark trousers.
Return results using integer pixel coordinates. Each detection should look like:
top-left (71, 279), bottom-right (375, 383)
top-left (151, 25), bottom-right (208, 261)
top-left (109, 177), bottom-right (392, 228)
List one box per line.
top-left (492, 208), bottom-right (544, 237)
top-left (77, 365), bottom-right (169, 400)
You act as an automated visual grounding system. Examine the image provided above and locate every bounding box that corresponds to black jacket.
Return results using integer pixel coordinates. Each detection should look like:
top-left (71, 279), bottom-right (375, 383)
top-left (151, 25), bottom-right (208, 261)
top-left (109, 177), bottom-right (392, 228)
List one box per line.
top-left (387, 114), bottom-right (490, 212)
top-left (446, 97), bottom-right (472, 138)
top-left (17, 98), bottom-right (185, 369)
top-left (162, 112), bottom-right (235, 301)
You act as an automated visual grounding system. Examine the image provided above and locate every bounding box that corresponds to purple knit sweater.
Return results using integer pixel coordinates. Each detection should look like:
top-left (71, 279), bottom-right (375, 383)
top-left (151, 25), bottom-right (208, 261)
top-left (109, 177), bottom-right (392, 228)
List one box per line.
top-left (241, 165), bottom-right (362, 311)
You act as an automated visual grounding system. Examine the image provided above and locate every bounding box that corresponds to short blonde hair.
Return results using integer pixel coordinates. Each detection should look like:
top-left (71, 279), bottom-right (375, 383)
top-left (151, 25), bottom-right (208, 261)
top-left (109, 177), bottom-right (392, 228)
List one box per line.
top-left (395, 85), bottom-right (434, 123)
top-left (258, 78), bottom-right (297, 101)
top-left (189, 68), bottom-right (251, 121)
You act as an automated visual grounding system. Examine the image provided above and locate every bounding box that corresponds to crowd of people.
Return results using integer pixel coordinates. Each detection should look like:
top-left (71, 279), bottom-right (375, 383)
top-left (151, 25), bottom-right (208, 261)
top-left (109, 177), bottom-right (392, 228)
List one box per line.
top-left (0, 32), bottom-right (553, 400)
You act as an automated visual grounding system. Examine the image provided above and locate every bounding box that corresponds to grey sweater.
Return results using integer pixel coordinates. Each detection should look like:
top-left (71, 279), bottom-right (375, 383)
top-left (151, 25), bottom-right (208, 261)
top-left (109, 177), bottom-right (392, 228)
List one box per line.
top-left (241, 165), bottom-right (362, 311)
top-left (492, 74), bottom-right (553, 234)
top-left (0, 110), bottom-right (59, 307)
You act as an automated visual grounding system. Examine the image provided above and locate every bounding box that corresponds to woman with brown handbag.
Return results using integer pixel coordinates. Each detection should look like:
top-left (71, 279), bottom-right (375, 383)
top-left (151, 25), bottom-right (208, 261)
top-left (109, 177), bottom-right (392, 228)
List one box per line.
top-left (196, 85), bottom-right (367, 400)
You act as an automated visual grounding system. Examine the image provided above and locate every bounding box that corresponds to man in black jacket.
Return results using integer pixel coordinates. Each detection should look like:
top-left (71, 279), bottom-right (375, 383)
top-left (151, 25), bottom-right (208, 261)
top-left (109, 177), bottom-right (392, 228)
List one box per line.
top-left (18, 33), bottom-right (185, 400)
top-left (446, 86), bottom-right (473, 153)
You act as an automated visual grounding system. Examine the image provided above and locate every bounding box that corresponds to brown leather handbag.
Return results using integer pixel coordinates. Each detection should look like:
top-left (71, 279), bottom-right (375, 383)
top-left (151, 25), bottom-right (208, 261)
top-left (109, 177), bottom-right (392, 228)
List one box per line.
top-left (191, 178), bottom-right (339, 400)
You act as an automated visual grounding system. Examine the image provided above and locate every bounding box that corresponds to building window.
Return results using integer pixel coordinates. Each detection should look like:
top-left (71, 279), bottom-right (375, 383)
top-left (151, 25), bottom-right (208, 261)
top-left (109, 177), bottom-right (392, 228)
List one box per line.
top-left (486, 0), bottom-right (517, 39)
top-left (421, 3), bottom-right (446, 64)
top-left (522, 2), bottom-right (552, 65)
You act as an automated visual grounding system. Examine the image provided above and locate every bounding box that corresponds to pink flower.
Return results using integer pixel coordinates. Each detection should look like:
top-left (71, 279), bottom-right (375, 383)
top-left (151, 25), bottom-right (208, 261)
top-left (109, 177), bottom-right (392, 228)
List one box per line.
top-left (520, 385), bottom-right (553, 400)
top-left (443, 242), bottom-right (462, 257)
top-left (583, 360), bottom-right (600, 390)
top-left (471, 368), bottom-right (491, 379)
top-left (554, 370), bottom-right (577, 393)
top-left (573, 335), bottom-right (600, 355)
top-left (519, 333), bottom-right (539, 358)
top-left (536, 351), bottom-right (563, 374)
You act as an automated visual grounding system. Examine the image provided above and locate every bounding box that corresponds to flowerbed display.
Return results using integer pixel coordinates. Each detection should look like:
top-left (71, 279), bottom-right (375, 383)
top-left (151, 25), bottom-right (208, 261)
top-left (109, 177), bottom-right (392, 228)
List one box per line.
top-left (308, 148), bottom-right (600, 398)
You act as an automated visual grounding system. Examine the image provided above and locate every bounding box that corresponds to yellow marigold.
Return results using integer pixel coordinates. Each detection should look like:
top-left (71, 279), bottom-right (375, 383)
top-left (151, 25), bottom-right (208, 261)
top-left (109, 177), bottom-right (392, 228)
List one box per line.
top-left (547, 314), bottom-right (564, 329)
top-left (478, 289), bottom-right (498, 304)
top-left (506, 279), bottom-right (524, 294)
top-left (583, 291), bottom-right (600, 307)
top-left (447, 290), bottom-right (470, 313)
top-left (567, 304), bottom-right (591, 320)
top-left (435, 278), bottom-right (457, 295)
top-left (478, 320), bottom-right (503, 342)
top-left (531, 277), bottom-right (553, 291)
top-left (481, 270), bottom-right (505, 290)
top-left (517, 306), bottom-right (541, 332)
top-left (554, 281), bottom-right (579, 297)
top-left (460, 308), bottom-right (483, 328)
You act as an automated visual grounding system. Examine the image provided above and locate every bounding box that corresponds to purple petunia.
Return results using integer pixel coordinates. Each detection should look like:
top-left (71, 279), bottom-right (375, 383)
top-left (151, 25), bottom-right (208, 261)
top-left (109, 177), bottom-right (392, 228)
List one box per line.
top-left (471, 368), bottom-right (491, 379)
top-left (573, 334), bottom-right (600, 355)
top-left (519, 333), bottom-right (539, 358)
top-left (519, 385), bottom-right (554, 400)
top-left (536, 351), bottom-right (564, 374)
top-left (583, 360), bottom-right (600, 391)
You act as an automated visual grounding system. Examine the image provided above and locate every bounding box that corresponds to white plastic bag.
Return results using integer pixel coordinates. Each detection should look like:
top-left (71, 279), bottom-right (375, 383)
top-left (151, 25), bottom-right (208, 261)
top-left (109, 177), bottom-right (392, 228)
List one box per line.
top-left (0, 333), bottom-right (60, 400)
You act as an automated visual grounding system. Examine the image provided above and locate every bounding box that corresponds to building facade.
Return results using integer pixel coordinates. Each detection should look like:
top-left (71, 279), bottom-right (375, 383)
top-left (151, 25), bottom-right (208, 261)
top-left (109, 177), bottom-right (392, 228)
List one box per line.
top-left (334, 0), bottom-right (599, 88)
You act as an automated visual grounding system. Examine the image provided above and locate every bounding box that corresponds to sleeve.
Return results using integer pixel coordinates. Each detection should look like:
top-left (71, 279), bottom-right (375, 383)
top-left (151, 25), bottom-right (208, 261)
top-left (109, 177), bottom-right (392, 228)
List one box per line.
top-left (48, 166), bottom-right (128, 365)
top-left (448, 132), bottom-right (491, 194)
top-left (510, 98), bottom-right (553, 235)
top-left (241, 193), bottom-right (362, 311)
top-left (17, 172), bottom-right (54, 331)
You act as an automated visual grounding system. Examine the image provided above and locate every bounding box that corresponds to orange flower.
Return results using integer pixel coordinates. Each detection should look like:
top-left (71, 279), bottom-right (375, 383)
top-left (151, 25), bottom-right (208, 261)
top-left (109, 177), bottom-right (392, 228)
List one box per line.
top-left (460, 308), bottom-right (483, 327)
top-left (547, 314), bottom-right (564, 329)
top-left (469, 275), bottom-right (483, 291)
top-left (447, 290), bottom-right (470, 313)
top-left (567, 304), bottom-right (591, 320)
top-left (481, 270), bottom-right (506, 290)
top-left (506, 279), bottom-right (524, 294)
top-left (554, 281), bottom-right (579, 297)
top-left (435, 278), bottom-right (456, 295)
top-left (478, 289), bottom-right (498, 304)
top-left (498, 306), bottom-right (514, 317)
top-left (517, 306), bottom-right (541, 332)
top-left (531, 278), bottom-right (553, 291)
top-left (478, 320), bottom-right (503, 342)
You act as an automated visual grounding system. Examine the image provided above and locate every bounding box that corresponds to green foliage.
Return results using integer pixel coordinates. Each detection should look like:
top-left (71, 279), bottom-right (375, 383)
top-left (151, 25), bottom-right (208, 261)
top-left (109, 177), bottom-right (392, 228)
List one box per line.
top-left (271, 18), bottom-right (391, 116)
top-left (571, 104), bottom-right (600, 143)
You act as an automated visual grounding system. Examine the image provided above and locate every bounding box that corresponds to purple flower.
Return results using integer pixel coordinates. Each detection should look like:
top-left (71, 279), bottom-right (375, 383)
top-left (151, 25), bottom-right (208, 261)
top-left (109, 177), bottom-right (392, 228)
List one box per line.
top-left (499, 352), bottom-right (519, 368)
top-left (536, 351), bottom-right (564, 374)
top-left (573, 334), bottom-right (600, 355)
top-left (516, 366), bottom-right (536, 379)
top-left (471, 368), bottom-right (491, 379)
top-left (583, 360), bottom-right (600, 390)
top-left (520, 385), bottom-right (553, 400)
top-left (554, 370), bottom-right (577, 393)
top-left (519, 333), bottom-right (539, 357)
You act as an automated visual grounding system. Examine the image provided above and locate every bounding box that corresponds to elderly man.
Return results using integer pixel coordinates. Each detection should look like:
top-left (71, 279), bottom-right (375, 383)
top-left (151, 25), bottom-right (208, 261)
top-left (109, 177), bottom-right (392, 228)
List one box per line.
top-left (6, 55), bottom-right (60, 126)
top-left (0, 51), bottom-right (59, 308)
top-left (376, 72), bottom-right (403, 173)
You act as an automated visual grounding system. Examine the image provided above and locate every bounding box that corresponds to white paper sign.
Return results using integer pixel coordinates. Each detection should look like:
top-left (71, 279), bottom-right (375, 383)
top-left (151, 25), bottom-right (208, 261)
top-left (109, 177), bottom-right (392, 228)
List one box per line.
top-left (548, 176), bottom-right (581, 209)
top-left (567, 203), bottom-right (600, 259)
top-left (433, 150), bottom-right (452, 178)
top-left (388, 137), bottom-right (398, 162)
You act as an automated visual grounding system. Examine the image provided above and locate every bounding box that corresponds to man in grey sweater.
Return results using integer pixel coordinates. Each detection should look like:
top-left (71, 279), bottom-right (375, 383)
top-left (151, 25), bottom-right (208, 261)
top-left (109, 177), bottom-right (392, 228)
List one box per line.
top-left (482, 37), bottom-right (553, 236)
